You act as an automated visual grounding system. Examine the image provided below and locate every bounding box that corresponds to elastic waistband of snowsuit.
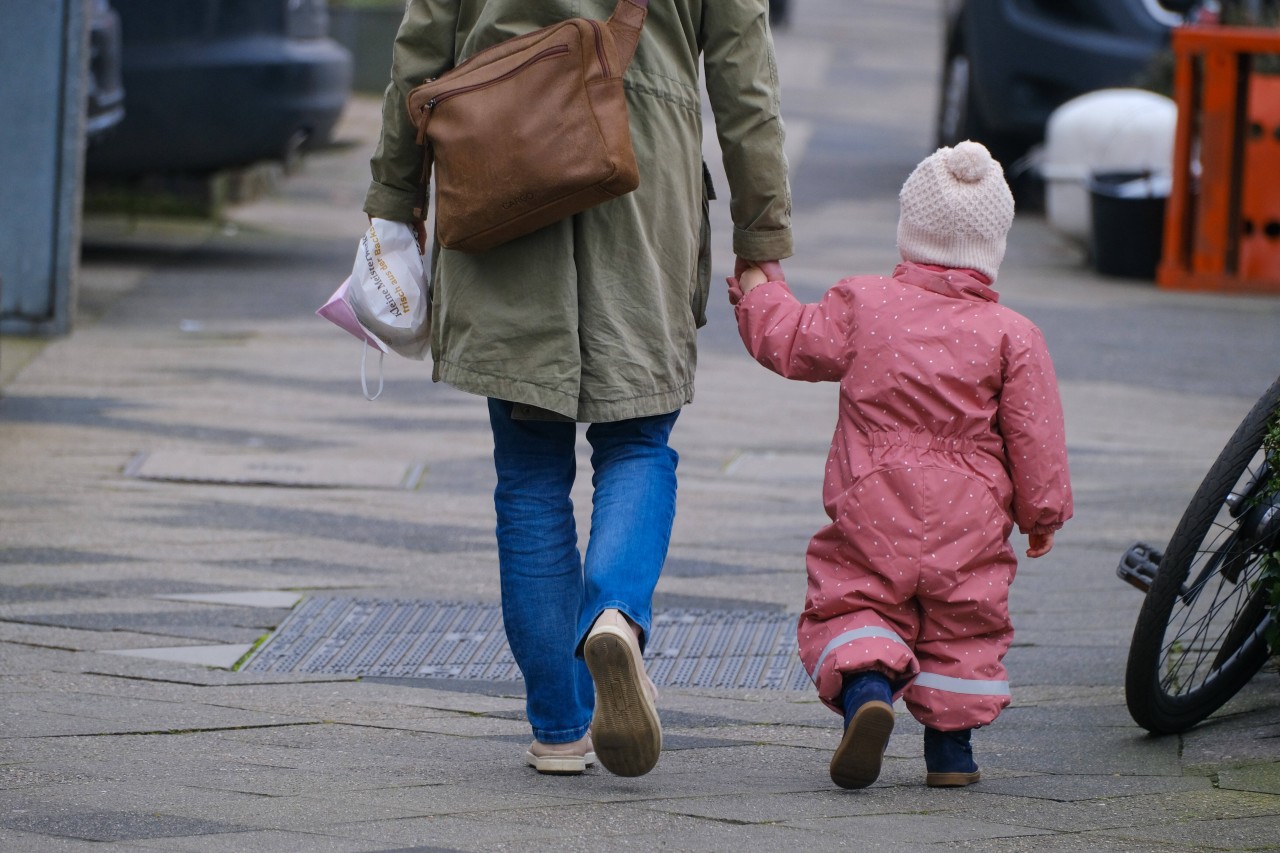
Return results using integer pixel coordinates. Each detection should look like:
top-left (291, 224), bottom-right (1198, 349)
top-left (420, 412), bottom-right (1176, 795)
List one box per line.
top-left (864, 430), bottom-right (979, 455)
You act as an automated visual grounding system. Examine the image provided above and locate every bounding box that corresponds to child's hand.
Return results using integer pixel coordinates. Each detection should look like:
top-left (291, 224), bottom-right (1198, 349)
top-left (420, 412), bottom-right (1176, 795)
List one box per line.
top-left (1026, 531), bottom-right (1054, 558)
top-left (727, 259), bottom-right (782, 305)
top-left (738, 266), bottom-right (768, 292)
top-left (735, 257), bottom-right (785, 283)
top-left (726, 267), bottom-right (767, 306)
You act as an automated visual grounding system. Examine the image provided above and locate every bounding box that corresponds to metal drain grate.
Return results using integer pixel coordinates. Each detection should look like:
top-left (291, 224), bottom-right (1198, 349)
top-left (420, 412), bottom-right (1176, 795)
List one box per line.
top-left (242, 597), bottom-right (811, 691)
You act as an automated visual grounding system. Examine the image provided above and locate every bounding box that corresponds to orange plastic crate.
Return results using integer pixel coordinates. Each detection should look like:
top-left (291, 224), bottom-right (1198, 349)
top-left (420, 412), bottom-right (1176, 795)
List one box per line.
top-left (1159, 26), bottom-right (1280, 292)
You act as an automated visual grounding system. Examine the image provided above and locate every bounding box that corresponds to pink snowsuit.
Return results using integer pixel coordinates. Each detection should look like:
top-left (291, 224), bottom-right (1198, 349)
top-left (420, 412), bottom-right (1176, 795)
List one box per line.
top-left (734, 262), bottom-right (1072, 731)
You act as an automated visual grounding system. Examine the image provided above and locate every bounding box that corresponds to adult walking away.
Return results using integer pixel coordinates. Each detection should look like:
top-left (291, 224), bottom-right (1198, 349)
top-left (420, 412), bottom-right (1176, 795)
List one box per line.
top-left (364, 0), bottom-right (792, 777)
top-left (729, 141), bottom-right (1072, 789)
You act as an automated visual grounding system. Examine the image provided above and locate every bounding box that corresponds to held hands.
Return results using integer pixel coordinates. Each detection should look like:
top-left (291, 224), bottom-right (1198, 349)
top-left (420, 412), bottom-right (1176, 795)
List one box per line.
top-left (1026, 531), bottom-right (1054, 559)
top-left (727, 257), bottom-right (784, 304)
top-left (734, 257), bottom-right (784, 285)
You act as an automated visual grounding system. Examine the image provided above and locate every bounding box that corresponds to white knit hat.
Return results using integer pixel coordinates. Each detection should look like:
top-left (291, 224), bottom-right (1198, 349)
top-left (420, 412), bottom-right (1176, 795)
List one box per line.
top-left (896, 140), bottom-right (1015, 282)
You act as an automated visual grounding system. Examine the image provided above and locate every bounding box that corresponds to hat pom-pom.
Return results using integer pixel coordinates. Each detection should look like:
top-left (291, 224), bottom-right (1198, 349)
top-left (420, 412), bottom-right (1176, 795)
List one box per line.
top-left (947, 141), bottom-right (991, 183)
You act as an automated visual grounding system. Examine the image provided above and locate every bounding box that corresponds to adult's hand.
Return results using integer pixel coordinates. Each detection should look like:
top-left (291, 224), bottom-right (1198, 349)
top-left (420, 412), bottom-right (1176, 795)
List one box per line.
top-left (365, 214), bottom-right (427, 255)
top-left (735, 257), bottom-right (785, 283)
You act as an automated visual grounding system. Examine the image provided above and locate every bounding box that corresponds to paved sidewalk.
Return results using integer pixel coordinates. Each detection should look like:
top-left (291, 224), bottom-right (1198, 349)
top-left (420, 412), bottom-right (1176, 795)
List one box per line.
top-left (4, 1), bottom-right (1280, 850)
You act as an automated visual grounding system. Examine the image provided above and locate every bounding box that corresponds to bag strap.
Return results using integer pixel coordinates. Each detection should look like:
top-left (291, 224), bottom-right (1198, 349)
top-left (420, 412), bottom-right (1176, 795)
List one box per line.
top-left (413, 143), bottom-right (433, 221)
top-left (607, 0), bottom-right (649, 71)
top-left (360, 340), bottom-right (386, 401)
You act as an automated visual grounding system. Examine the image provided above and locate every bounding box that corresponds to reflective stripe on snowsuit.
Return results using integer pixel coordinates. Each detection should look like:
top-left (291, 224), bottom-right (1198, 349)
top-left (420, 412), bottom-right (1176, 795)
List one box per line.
top-left (798, 458), bottom-right (1017, 729)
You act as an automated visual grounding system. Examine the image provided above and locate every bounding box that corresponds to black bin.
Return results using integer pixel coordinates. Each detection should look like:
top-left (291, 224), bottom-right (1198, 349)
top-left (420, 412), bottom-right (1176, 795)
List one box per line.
top-left (1088, 171), bottom-right (1168, 279)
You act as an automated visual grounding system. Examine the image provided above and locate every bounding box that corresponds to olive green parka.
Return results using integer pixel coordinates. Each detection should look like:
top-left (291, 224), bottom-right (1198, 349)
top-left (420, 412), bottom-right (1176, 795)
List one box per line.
top-left (364, 0), bottom-right (793, 422)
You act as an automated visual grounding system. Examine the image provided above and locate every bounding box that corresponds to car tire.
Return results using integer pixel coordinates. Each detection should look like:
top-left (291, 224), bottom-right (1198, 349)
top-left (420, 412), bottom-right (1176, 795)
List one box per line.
top-left (937, 43), bottom-right (973, 149)
top-left (936, 29), bottom-right (1029, 164)
top-left (935, 28), bottom-right (1039, 206)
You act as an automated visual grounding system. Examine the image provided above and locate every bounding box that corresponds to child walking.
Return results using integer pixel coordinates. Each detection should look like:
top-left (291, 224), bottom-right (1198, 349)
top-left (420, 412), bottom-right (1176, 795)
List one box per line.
top-left (729, 141), bottom-right (1073, 789)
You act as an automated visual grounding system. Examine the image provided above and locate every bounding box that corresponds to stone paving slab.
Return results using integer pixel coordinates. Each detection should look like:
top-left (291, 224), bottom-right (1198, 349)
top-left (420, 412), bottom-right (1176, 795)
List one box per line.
top-left (973, 773), bottom-right (1212, 802)
top-left (197, 679), bottom-right (526, 718)
top-left (0, 625), bottom-right (171, 661)
top-left (0, 689), bottom-right (313, 738)
top-left (783, 813), bottom-right (1058, 845)
top-left (333, 811), bottom-right (826, 853)
top-left (156, 590), bottom-right (305, 608)
top-left (944, 788), bottom-right (1280, 834)
top-left (0, 808), bottom-right (250, 844)
top-left (1220, 764), bottom-right (1280, 797)
top-left (0, 830), bottom-right (112, 852)
top-left (976, 727), bottom-right (1183, 778)
top-left (936, 836), bottom-right (1203, 853)
top-left (102, 643), bottom-right (252, 668)
top-left (1094, 814), bottom-right (1280, 851)
top-left (132, 829), bottom-right (384, 853)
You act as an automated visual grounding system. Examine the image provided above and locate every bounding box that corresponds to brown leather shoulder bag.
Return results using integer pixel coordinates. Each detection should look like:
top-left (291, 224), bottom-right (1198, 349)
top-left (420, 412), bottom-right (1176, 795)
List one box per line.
top-left (407, 0), bottom-right (648, 253)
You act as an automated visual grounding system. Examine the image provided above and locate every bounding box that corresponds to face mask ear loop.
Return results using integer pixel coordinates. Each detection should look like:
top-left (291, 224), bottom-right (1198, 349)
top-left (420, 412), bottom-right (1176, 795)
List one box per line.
top-left (360, 342), bottom-right (386, 401)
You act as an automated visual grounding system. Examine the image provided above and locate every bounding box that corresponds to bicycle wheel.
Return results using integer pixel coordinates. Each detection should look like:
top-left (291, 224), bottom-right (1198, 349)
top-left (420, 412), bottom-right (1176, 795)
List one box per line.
top-left (1125, 377), bottom-right (1280, 734)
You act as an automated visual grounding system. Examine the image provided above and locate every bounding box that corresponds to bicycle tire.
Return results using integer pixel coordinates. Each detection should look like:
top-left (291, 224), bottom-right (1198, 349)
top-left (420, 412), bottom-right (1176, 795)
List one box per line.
top-left (1125, 377), bottom-right (1280, 734)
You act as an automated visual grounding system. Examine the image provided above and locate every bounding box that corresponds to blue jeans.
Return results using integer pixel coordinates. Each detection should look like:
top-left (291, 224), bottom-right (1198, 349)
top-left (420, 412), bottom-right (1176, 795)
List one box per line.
top-left (488, 399), bottom-right (679, 744)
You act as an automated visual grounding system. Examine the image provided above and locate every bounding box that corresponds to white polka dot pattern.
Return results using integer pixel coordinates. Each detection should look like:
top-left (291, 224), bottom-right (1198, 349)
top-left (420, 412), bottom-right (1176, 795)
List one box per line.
top-left (732, 261), bottom-right (1072, 729)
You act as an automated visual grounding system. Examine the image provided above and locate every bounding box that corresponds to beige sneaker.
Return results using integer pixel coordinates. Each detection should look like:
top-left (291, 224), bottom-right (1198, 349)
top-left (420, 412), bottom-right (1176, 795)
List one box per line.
top-left (525, 733), bottom-right (596, 775)
top-left (584, 609), bottom-right (661, 777)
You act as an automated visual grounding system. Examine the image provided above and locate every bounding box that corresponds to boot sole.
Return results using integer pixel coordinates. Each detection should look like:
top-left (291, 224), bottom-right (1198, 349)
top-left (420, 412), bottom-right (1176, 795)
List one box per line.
top-left (584, 628), bottom-right (661, 777)
top-left (829, 700), bottom-right (894, 789)
top-left (926, 770), bottom-right (981, 788)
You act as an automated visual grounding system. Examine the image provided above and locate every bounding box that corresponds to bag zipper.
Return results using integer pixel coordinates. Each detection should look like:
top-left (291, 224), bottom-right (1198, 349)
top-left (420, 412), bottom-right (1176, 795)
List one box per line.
top-left (422, 44), bottom-right (570, 115)
top-left (587, 20), bottom-right (610, 77)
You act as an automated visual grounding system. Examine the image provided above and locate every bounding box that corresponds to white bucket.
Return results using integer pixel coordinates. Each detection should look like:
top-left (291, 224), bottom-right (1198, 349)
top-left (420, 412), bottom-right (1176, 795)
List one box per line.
top-left (1041, 88), bottom-right (1177, 243)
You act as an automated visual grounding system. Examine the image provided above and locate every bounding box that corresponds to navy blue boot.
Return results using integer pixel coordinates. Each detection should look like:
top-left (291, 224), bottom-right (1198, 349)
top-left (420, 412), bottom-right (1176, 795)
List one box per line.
top-left (830, 672), bottom-right (894, 789)
top-left (923, 726), bottom-right (980, 787)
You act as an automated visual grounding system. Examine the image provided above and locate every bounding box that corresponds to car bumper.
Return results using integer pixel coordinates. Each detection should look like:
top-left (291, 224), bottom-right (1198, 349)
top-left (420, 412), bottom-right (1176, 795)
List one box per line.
top-left (87, 35), bottom-right (351, 176)
top-left (965, 2), bottom-right (1170, 140)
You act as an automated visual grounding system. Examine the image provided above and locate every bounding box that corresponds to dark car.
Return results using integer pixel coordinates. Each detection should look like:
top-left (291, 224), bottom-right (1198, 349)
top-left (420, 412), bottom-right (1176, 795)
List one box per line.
top-left (86, 0), bottom-right (351, 177)
top-left (935, 0), bottom-right (1195, 171)
top-left (86, 0), bottom-right (126, 142)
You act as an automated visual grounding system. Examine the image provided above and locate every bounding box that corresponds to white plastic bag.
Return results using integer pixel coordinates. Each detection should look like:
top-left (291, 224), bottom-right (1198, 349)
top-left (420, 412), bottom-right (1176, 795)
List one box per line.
top-left (317, 219), bottom-right (431, 399)
top-left (317, 276), bottom-right (390, 355)
top-left (347, 218), bottom-right (430, 360)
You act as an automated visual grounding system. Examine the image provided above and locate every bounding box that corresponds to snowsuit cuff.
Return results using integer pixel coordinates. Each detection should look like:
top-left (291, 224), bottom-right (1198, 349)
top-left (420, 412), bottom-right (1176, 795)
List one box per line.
top-left (1020, 522), bottom-right (1063, 536)
top-left (731, 278), bottom-right (789, 310)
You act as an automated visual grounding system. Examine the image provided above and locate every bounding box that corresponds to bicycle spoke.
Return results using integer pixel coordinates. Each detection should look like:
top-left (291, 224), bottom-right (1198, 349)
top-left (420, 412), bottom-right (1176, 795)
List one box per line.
top-left (1124, 378), bottom-right (1280, 733)
top-left (1158, 548), bottom-right (1264, 695)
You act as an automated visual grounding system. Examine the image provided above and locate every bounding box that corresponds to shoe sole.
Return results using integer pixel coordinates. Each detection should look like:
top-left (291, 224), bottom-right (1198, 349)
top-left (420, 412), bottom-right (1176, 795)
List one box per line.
top-left (584, 627), bottom-right (661, 777)
top-left (525, 750), bottom-right (597, 775)
top-left (926, 770), bottom-right (980, 788)
top-left (829, 700), bottom-right (894, 789)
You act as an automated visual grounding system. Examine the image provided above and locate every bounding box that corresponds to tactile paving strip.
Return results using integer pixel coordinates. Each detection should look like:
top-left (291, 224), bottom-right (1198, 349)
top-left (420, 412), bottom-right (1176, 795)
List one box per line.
top-left (242, 597), bottom-right (811, 691)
